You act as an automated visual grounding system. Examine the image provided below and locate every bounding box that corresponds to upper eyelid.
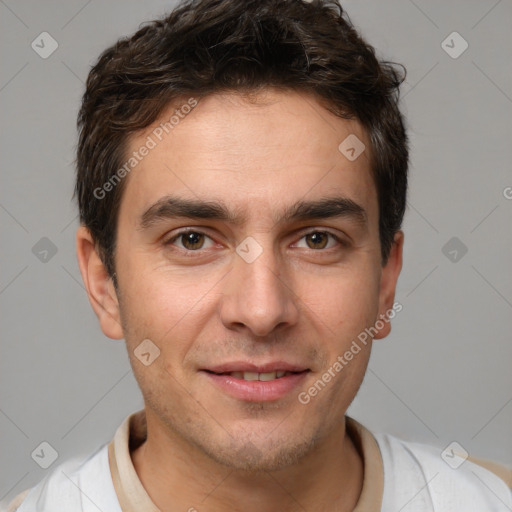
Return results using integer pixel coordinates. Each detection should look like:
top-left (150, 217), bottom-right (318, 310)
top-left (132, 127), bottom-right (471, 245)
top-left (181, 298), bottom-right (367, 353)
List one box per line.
top-left (165, 228), bottom-right (215, 244)
top-left (292, 231), bottom-right (345, 248)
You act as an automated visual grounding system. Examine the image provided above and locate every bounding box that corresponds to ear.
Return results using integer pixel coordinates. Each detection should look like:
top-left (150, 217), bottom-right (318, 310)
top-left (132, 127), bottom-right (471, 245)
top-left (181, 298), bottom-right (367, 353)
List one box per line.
top-left (374, 231), bottom-right (404, 340)
top-left (76, 226), bottom-right (124, 340)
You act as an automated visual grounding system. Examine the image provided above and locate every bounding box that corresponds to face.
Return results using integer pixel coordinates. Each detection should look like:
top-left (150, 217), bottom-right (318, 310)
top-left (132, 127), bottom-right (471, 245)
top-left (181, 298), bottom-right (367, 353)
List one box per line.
top-left (79, 89), bottom-right (402, 471)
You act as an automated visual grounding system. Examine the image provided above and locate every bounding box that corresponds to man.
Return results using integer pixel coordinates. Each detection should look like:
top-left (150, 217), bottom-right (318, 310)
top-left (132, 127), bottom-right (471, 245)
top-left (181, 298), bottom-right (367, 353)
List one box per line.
top-left (6, 0), bottom-right (511, 510)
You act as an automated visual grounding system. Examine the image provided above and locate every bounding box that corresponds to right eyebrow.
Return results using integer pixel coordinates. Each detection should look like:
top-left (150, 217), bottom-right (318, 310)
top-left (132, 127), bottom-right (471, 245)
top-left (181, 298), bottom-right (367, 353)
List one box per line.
top-left (139, 196), bottom-right (247, 230)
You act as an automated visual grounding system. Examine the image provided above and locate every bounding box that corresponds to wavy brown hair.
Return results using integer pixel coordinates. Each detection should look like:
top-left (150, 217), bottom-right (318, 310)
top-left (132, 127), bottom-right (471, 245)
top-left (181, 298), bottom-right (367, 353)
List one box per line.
top-left (75, 0), bottom-right (408, 278)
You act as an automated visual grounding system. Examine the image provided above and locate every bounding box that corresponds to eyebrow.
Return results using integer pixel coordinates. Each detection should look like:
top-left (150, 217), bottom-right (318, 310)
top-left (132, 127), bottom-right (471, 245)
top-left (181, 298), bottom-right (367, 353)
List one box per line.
top-left (283, 197), bottom-right (367, 226)
top-left (139, 195), bottom-right (367, 230)
top-left (139, 197), bottom-right (245, 229)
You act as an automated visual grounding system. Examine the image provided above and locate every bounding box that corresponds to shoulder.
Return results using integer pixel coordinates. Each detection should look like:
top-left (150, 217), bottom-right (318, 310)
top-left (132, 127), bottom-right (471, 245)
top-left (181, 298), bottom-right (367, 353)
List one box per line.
top-left (373, 431), bottom-right (512, 511)
top-left (3, 444), bottom-right (121, 512)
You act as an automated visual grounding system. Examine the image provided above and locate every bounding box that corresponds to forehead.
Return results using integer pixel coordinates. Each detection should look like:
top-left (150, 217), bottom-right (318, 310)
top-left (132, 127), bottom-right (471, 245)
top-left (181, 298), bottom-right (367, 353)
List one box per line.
top-left (119, 90), bottom-right (377, 226)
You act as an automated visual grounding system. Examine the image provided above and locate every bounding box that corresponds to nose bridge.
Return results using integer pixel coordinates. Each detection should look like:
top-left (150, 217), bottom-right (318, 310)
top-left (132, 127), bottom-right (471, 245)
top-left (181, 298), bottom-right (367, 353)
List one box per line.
top-left (241, 247), bottom-right (281, 303)
top-left (220, 237), bottom-right (299, 336)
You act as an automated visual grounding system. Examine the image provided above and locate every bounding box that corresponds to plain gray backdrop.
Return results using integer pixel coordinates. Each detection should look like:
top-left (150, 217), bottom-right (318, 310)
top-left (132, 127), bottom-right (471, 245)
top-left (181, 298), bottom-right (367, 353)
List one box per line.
top-left (1, 0), bottom-right (511, 503)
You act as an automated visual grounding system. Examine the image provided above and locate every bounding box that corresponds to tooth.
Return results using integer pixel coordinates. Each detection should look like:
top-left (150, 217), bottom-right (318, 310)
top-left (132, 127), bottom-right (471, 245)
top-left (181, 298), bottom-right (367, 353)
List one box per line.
top-left (243, 372), bottom-right (259, 381)
top-left (230, 371), bottom-right (243, 379)
top-left (259, 371), bottom-right (277, 381)
top-left (276, 371), bottom-right (286, 378)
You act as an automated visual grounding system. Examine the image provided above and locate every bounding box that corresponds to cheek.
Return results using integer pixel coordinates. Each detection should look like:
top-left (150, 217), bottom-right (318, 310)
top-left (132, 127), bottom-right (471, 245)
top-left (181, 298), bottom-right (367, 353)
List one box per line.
top-left (301, 267), bottom-right (381, 335)
top-left (118, 265), bottom-right (220, 351)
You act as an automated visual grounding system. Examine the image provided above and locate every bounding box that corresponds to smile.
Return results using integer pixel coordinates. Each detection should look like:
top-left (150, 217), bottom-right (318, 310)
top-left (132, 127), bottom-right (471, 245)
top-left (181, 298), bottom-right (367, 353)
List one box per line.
top-left (202, 368), bottom-right (310, 402)
top-left (211, 370), bottom-right (297, 381)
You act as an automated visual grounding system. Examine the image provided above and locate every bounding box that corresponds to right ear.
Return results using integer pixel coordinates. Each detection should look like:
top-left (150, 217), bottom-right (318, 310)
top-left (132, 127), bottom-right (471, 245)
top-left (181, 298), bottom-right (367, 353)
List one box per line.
top-left (76, 226), bottom-right (124, 340)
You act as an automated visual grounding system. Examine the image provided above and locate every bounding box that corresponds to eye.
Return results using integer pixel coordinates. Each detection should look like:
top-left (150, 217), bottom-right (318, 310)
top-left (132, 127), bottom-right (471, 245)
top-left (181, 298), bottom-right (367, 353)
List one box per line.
top-left (167, 230), bottom-right (215, 251)
top-left (295, 231), bottom-right (340, 250)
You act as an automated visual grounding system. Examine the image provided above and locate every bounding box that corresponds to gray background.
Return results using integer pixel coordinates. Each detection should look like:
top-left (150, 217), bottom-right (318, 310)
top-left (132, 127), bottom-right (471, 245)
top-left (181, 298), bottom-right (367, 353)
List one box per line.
top-left (1, 0), bottom-right (511, 503)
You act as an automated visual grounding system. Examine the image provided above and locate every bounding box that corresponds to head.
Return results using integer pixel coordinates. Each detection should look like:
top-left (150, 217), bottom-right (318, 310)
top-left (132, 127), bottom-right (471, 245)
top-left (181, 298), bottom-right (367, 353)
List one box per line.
top-left (76, 0), bottom-right (407, 471)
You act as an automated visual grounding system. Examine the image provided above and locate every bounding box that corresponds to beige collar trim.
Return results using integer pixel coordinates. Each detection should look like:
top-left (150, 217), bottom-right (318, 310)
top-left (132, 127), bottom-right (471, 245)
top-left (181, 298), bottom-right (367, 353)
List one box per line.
top-left (346, 415), bottom-right (384, 511)
top-left (108, 410), bottom-right (160, 512)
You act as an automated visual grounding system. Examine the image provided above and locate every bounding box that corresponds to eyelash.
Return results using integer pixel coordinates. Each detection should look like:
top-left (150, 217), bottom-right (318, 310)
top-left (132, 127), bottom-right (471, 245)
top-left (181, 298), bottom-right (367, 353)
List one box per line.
top-left (163, 228), bottom-right (347, 252)
top-left (164, 229), bottom-right (216, 252)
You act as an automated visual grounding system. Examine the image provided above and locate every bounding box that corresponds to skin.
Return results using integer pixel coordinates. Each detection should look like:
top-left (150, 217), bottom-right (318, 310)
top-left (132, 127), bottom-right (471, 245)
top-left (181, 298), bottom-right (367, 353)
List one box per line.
top-left (77, 89), bottom-right (403, 511)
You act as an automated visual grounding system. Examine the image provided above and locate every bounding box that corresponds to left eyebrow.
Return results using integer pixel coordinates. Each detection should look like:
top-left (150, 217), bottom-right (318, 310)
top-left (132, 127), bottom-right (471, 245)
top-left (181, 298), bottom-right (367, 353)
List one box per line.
top-left (280, 197), bottom-right (368, 228)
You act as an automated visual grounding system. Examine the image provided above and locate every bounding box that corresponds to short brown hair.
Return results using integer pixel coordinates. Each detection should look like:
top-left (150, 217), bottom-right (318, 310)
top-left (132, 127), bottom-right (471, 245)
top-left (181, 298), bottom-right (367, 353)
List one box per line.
top-left (75, 0), bottom-right (408, 278)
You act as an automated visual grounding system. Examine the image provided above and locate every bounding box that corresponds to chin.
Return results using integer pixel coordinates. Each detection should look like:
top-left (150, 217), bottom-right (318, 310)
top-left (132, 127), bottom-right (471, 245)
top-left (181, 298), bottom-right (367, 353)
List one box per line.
top-left (200, 431), bottom-right (320, 473)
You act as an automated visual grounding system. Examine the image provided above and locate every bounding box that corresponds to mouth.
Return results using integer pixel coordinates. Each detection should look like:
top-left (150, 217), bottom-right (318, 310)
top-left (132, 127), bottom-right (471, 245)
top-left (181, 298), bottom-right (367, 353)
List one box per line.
top-left (201, 363), bottom-right (310, 402)
top-left (204, 369), bottom-right (302, 381)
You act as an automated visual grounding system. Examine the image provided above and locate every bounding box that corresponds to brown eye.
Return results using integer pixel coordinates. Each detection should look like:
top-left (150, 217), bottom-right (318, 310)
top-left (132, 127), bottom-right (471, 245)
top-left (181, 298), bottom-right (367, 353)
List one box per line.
top-left (168, 231), bottom-right (211, 251)
top-left (180, 232), bottom-right (205, 250)
top-left (305, 232), bottom-right (330, 249)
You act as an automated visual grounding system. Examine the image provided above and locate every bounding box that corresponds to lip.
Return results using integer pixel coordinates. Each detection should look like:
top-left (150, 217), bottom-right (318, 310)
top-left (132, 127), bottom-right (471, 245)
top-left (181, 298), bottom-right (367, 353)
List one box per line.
top-left (201, 368), bottom-right (310, 402)
top-left (204, 361), bottom-right (309, 374)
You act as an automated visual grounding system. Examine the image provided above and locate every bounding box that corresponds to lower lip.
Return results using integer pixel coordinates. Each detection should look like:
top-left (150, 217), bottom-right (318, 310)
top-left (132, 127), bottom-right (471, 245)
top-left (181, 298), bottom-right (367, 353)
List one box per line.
top-left (202, 371), bottom-right (309, 402)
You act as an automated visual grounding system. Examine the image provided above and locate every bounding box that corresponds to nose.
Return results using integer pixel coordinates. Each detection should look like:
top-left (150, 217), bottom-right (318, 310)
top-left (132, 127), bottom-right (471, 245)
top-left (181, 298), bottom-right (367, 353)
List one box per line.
top-left (219, 242), bottom-right (300, 337)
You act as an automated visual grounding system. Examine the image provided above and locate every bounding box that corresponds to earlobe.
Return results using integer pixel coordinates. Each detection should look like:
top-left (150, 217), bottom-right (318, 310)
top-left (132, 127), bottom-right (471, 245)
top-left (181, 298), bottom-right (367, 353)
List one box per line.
top-left (75, 226), bottom-right (124, 340)
top-left (374, 231), bottom-right (404, 340)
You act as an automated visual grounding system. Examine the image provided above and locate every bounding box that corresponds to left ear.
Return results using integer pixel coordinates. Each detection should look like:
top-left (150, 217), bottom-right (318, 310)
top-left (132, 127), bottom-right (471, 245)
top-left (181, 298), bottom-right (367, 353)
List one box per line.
top-left (374, 231), bottom-right (404, 340)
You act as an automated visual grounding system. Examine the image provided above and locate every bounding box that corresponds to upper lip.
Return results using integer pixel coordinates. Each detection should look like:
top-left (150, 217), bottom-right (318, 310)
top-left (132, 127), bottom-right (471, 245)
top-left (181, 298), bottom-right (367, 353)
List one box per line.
top-left (203, 361), bottom-right (309, 374)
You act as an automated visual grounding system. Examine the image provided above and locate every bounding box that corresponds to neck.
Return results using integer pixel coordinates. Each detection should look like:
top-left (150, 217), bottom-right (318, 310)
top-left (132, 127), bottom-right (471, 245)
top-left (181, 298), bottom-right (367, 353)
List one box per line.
top-left (131, 412), bottom-right (364, 512)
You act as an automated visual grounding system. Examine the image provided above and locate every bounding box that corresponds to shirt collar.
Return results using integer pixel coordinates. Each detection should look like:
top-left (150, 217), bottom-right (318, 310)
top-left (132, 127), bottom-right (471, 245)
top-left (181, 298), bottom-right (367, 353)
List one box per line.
top-left (109, 410), bottom-right (384, 511)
